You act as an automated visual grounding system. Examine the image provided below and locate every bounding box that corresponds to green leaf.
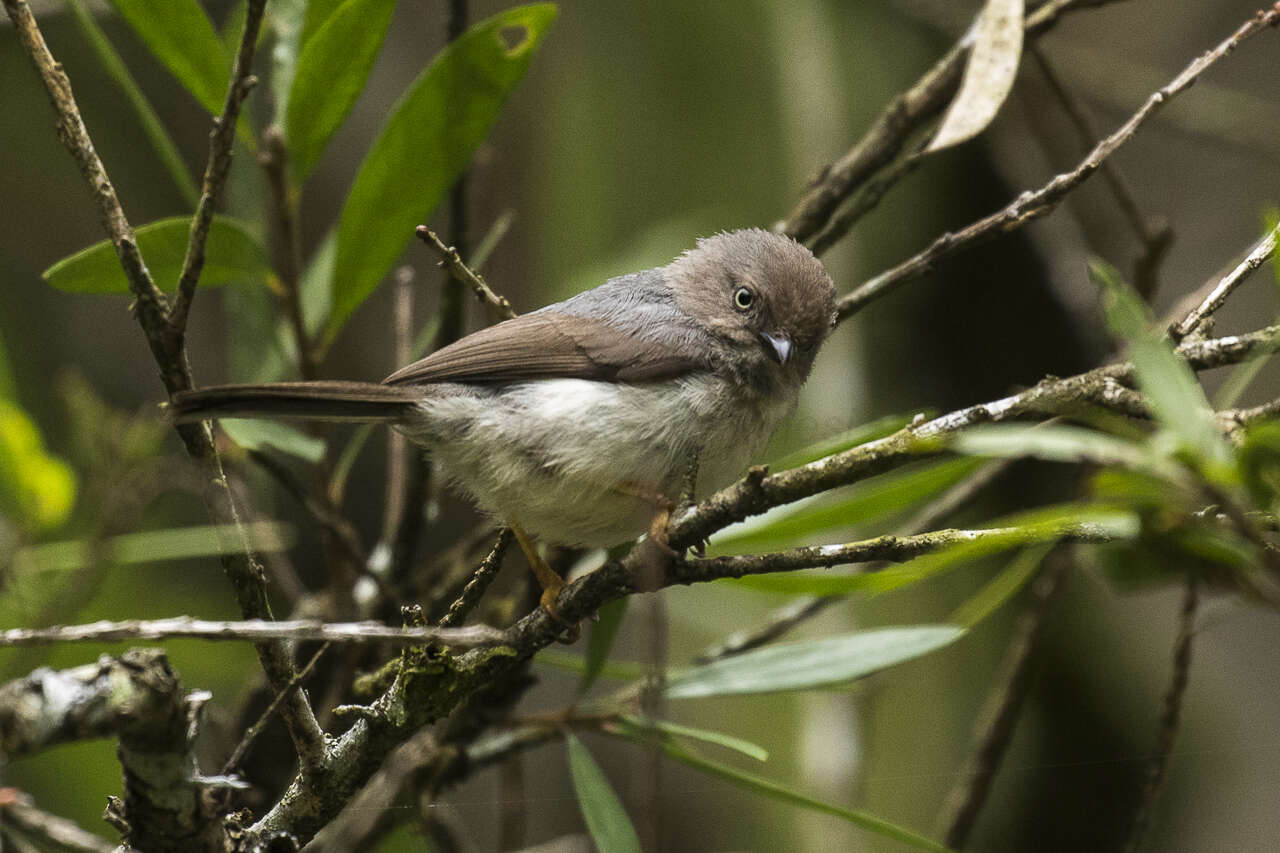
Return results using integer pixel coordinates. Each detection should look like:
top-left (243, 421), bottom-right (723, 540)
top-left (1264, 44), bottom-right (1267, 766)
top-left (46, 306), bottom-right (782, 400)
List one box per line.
top-left (298, 0), bottom-right (347, 48)
top-left (534, 649), bottom-right (647, 682)
top-left (954, 423), bottom-right (1162, 472)
top-left (1238, 421), bottom-right (1280, 510)
top-left (729, 503), bottom-right (1139, 596)
top-left (0, 401), bottom-right (76, 532)
top-left (219, 419), bottom-right (326, 464)
top-left (0, 330), bottom-right (15, 400)
top-left (12, 521), bottom-right (294, 574)
top-left (949, 543), bottom-right (1051, 628)
top-left (66, 0), bottom-right (199, 206)
top-left (43, 216), bottom-right (270, 293)
top-left (653, 739), bottom-right (951, 853)
top-left (1091, 259), bottom-right (1232, 469)
top-left (565, 734), bottom-right (642, 853)
top-left (615, 714), bottom-right (767, 762)
top-left (710, 457), bottom-right (983, 555)
top-left (105, 0), bottom-right (229, 115)
top-left (580, 598), bottom-right (627, 695)
top-left (286, 0), bottom-right (398, 182)
top-left (664, 626), bottom-right (965, 699)
top-left (327, 3), bottom-right (557, 340)
top-left (768, 413), bottom-right (922, 471)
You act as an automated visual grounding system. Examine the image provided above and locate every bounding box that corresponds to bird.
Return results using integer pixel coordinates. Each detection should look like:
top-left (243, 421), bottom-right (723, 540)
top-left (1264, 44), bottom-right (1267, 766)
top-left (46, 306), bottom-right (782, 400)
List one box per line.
top-left (171, 228), bottom-right (838, 621)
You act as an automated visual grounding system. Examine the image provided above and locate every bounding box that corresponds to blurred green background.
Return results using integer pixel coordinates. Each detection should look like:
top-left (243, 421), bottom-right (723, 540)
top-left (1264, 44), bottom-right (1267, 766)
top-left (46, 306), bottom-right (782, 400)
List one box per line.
top-left (2, 1), bottom-right (1280, 850)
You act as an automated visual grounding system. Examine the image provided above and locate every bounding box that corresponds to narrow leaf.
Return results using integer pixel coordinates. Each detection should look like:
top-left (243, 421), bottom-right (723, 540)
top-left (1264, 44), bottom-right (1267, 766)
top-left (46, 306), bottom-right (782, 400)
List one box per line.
top-left (769, 413), bottom-right (922, 471)
top-left (566, 734), bottom-right (642, 853)
top-left (287, 0), bottom-right (398, 182)
top-left (327, 3), bottom-right (557, 339)
top-left (44, 216), bottom-right (269, 293)
top-left (299, 0), bottom-right (347, 48)
top-left (534, 649), bottom-right (647, 682)
top-left (665, 626), bottom-right (964, 699)
top-left (12, 521), bottom-right (294, 574)
top-left (105, 0), bottom-right (229, 115)
top-left (710, 457), bottom-right (983, 555)
top-left (949, 542), bottom-right (1051, 627)
top-left (655, 739), bottom-right (951, 853)
top-left (580, 598), bottom-right (627, 694)
top-left (615, 714), bottom-right (767, 762)
top-left (219, 419), bottom-right (326, 464)
top-left (1091, 260), bottom-right (1231, 468)
top-left (954, 424), bottom-right (1163, 472)
top-left (928, 0), bottom-right (1025, 152)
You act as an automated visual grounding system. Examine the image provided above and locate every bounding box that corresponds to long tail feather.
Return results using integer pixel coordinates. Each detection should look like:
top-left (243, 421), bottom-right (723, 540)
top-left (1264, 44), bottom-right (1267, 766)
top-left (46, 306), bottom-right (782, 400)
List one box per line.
top-left (169, 381), bottom-right (420, 423)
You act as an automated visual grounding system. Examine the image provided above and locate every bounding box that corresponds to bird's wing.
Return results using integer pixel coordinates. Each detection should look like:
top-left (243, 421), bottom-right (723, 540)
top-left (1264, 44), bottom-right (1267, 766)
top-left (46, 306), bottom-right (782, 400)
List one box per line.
top-left (382, 309), bottom-right (704, 386)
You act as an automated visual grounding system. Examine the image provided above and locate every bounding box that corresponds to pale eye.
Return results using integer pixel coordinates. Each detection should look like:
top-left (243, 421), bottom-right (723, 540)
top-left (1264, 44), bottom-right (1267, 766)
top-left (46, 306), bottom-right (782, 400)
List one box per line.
top-left (733, 286), bottom-right (755, 311)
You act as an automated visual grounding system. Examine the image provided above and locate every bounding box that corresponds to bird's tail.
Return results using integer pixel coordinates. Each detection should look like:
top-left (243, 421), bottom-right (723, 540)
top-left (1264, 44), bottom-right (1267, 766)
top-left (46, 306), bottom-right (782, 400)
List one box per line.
top-left (169, 381), bottom-right (421, 423)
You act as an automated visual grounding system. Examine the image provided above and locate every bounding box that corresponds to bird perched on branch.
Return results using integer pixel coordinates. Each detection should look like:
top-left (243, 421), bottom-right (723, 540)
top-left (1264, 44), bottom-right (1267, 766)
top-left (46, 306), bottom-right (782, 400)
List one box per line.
top-left (172, 228), bottom-right (837, 624)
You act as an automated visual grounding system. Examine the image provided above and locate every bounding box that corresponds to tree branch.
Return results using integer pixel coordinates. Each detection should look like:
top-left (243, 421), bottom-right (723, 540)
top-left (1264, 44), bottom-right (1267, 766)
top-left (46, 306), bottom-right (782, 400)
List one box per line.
top-left (0, 617), bottom-right (505, 649)
top-left (168, 0), bottom-right (267, 334)
top-left (834, 7), bottom-right (1280, 320)
top-left (1171, 220), bottom-right (1280, 340)
top-left (0, 650), bottom-right (229, 851)
top-left (0, 788), bottom-right (116, 853)
top-left (415, 226), bottom-right (519, 322)
top-left (780, 0), bottom-right (1132, 245)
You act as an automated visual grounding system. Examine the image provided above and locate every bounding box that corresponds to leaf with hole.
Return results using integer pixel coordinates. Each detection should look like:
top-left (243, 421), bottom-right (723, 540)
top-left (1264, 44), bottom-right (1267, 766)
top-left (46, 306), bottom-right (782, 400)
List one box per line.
top-left (327, 3), bottom-right (557, 340)
top-left (43, 217), bottom-right (269, 294)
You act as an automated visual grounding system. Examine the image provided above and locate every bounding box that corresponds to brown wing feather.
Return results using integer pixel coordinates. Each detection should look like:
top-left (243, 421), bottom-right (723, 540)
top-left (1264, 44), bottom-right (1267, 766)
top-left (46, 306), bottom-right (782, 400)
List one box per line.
top-left (382, 311), bottom-right (701, 386)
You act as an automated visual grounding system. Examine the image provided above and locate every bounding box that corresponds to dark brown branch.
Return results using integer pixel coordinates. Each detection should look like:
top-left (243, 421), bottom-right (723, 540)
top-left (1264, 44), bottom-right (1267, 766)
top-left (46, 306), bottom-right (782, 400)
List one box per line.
top-left (835, 7), bottom-right (1280, 321)
top-left (941, 553), bottom-right (1068, 848)
top-left (0, 788), bottom-right (115, 853)
top-left (258, 127), bottom-right (316, 378)
top-left (223, 643), bottom-right (330, 777)
top-left (2, 0), bottom-right (327, 778)
top-left (415, 226), bottom-right (519, 322)
top-left (1121, 575), bottom-right (1199, 853)
top-left (781, 0), bottom-right (1130, 245)
top-left (168, 0), bottom-right (267, 334)
top-left (439, 528), bottom-right (514, 628)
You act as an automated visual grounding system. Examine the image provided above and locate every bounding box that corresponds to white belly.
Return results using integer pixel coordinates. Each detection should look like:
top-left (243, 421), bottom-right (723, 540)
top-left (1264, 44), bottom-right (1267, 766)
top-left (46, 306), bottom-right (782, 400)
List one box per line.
top-left (397, 376), bottom-right (794, 547)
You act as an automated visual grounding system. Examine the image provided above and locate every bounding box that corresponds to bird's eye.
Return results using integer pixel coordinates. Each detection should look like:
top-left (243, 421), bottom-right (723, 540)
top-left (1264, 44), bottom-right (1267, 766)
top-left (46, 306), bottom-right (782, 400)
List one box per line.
top-left (733, 286), bottom-right (755, 310)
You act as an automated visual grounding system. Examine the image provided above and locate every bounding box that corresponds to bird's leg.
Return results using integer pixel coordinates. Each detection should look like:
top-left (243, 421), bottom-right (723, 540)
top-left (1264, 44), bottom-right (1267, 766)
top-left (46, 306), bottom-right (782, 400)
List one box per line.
top-left (615, 480), bottom-right (679, 556)
top-left (511, 523), bottom-right (578, 641)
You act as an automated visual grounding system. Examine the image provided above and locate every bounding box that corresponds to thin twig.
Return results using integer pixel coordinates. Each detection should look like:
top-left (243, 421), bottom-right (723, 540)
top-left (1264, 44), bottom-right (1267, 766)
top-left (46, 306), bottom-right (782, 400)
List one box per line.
top-left (0, 789), bottom-right (116, 853)
top-left (1028, 44), bottom-right (1173, 299)
top-left (383, 267), bottom-right (417, 545)
top-left (259, 127), bottom-right (315, 378)
top-left (415, 226), bottom-right (518, 321)
top-left (3, 0), bottom-right (327, 776)
top-left (781, 0), bottom-right (1131, 244)
top-left (941, 552), bottom-right (1068, 848)
top-left (223, 643), bottom-right (331, 776)
top-left (1122, 574), bottom-right (1199, 853)
top-left (835, 8), bottom-right (1280, 321)
top-left (0, 617), bottom-right (505, 648)
top-left (169, 0), bottom-right (267, 334)
top-left (1171, 221), bottom-right (1280, 341)
top-left (439, 528), bottom-right (514, 628)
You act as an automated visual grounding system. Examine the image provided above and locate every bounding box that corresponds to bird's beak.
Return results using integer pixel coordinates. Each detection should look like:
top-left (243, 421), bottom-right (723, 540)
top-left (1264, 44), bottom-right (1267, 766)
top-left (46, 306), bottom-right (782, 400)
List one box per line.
top-left (759, 331), bottom-right (793, 365)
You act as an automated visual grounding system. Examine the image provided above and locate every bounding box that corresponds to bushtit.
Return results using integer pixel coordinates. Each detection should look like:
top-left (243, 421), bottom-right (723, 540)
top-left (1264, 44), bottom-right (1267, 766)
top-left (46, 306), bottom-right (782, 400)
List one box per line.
top-left (173, 229), bottom-right (837, 615)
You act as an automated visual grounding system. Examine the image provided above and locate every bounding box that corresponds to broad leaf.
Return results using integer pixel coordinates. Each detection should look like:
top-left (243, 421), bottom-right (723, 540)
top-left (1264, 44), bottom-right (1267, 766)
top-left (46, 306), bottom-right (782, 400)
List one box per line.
top-left (287, 0), bottom-right (398, 182)
top-left (665, 626), bottom-right (965, 699)
top-left (44, 216), bottom-right (269, 293)
top-left (928, 0), bottom-right (1024, 152)
top-left (299, 0), bottom-right (348, 48)
top-left (566, 734), bottom-right (642, 853)
top-left (580, 598), bottom-right (627, 694)
top-left (327, 3), bottom-right (557, 339)
top-left (949, 543), bottom-right (1051, 627)
top-left (105, 0), bottom-right (229, 115)
top-left (653, 739), bottom-right (951, 852)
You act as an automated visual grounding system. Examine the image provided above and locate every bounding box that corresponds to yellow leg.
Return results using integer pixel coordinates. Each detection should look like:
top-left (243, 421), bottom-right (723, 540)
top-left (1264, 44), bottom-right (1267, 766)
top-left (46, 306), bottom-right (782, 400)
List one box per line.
top-left (511, 524), bottom-right (578, 639)
top-left (615, 481), bottom-right (677, 555)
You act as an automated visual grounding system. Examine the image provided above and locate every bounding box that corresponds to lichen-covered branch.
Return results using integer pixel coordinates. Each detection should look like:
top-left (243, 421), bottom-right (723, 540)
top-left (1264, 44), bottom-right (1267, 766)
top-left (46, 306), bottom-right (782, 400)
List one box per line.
top-left (0, 650), bottom-right (225, 851)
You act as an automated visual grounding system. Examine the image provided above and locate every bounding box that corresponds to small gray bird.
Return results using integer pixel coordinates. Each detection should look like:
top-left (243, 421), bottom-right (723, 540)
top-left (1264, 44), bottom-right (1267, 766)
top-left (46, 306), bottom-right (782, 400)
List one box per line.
top-left (172, 229), bottom-right (837, 614)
